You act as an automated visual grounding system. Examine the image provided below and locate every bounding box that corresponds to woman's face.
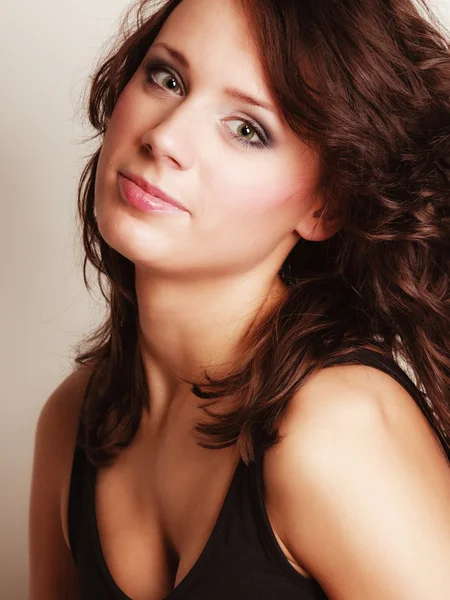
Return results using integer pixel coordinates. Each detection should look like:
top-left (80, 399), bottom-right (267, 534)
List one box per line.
top-left (95, 0), bottom-right (332, 282)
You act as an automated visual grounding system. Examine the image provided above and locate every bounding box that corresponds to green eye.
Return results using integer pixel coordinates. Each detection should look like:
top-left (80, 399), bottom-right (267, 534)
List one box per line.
top-left (145, 63), bottom-right (183, 95)
top-left (225, 119), bottom-right (267, 149)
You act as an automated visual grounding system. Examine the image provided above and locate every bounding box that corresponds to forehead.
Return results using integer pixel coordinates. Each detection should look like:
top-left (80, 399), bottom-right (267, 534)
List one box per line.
top-left (153, 0), bottom-right (264, 82)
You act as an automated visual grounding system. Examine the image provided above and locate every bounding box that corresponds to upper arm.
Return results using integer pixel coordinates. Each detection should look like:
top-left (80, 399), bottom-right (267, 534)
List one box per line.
top-left (264, 365), bottom-right (450, 600)
top-left (28, 363), bottom-right (93, 600)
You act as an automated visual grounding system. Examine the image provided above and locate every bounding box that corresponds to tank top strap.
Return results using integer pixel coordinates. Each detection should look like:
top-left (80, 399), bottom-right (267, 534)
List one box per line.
top-left (67, 424), bottom-right (85, 568)
top-left (67, 365), bottom-right (96, 567)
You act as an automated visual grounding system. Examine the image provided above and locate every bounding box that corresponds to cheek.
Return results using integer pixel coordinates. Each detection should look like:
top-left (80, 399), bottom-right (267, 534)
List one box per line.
top-left (102, 86), bottom-right (139, 150)
top-left (213, 171), bottom-right (309, 228)
top-left (105, 68), bottom-right (156, 158)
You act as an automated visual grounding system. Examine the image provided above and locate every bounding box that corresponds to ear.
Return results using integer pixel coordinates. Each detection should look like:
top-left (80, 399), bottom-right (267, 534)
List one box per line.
top-left (294, 202), bottom-right (342, 242)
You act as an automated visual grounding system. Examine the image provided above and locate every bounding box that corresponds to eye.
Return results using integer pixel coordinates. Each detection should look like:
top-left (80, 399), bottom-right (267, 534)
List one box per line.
top-left (225, 119), bottom-right (268, 149)
top-left (143, 59), bottom-right (273, 150)
top-left (144, 61), bottom-right (183, 96)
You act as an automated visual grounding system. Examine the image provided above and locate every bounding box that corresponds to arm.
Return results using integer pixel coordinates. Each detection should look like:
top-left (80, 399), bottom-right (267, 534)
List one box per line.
top-left (28, 364), bottom-right (93, 600)
top-left (264, 364), bottom-right (450, 600)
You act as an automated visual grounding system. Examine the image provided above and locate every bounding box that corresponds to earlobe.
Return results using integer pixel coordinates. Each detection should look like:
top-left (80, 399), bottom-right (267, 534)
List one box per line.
top-left (296, 206), bottom-right (342, 242)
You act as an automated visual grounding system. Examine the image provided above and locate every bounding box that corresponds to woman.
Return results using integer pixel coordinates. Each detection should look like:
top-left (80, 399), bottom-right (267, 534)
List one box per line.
top-left (29, 0), bottom-right (450, 598)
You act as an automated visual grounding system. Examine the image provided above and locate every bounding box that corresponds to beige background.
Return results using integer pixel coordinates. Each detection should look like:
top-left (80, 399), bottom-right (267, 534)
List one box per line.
top-left (1, 0), bottom-right (449, 597)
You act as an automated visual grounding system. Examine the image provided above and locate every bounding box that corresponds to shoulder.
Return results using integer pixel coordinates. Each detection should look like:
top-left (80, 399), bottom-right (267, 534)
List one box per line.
top-left (262, 363), bottom-right (450, 599)
top-left (34, 361), bottom-right (93, 467)
top-left (36, 362), bottom-right (93, 433)
top-left (29, 361), bottom-right (95, 598)
top-left (31, 362), bottom-right (95, 547)
top-left (37, 361), bottom-right (93, 424)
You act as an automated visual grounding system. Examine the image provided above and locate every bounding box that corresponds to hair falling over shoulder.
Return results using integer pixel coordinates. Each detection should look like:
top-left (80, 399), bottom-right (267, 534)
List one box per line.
top-left (73, 0), bottom-right (450, 467)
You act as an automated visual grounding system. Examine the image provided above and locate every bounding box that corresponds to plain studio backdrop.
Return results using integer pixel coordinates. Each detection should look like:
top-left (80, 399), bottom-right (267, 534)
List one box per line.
top-left (0, 0), bottom-right (449, 597)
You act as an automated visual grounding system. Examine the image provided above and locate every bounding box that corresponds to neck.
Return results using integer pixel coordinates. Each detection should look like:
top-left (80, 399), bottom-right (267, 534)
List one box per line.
top-left (135, 265), bottom-right (287, 422)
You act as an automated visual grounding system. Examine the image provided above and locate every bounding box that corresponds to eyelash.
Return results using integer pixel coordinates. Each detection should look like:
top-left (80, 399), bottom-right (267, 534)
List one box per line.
top-left (143, 60), bottom-right (272, 150)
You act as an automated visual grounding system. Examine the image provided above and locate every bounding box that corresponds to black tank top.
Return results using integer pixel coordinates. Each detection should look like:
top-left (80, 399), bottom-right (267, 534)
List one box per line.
top-left (67, 348), bottom-right (437, 599)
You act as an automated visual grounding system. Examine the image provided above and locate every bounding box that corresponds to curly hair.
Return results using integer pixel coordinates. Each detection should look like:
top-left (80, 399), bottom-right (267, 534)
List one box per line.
top-left (73, 0), bottom-right (450, 467)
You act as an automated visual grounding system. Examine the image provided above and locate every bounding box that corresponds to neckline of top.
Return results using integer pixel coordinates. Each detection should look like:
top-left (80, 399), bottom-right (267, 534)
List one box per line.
top-left (87, 454), bottom-right (245, 600)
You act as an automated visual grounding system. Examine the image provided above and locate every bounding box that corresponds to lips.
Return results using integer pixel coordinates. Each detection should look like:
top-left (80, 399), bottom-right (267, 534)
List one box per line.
top-left (119, 169), bottom-right (189, 213)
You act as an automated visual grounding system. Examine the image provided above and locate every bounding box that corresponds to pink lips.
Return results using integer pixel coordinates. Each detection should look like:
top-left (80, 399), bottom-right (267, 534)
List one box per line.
top-left (118, 171), bottom-right (189, 214)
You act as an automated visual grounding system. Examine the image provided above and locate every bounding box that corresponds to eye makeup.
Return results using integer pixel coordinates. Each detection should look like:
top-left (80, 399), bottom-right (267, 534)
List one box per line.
top-left (142, 57), bottom-right (275, 150)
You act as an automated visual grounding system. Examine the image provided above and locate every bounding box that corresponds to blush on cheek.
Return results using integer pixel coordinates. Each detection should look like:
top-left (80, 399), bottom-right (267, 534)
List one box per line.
top-left (243, 180), bottom-right (308, 216)
top-left (225, 178), bottom-right (286, 214)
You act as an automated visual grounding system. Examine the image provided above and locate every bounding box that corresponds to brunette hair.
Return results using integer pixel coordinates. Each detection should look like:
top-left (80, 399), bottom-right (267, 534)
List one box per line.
top-left (73, 0), bottom-right (450, 467)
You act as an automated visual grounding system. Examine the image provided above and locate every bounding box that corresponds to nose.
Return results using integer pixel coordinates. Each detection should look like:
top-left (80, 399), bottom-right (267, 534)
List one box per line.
top-left (140, 96), bottom-right (205, 167)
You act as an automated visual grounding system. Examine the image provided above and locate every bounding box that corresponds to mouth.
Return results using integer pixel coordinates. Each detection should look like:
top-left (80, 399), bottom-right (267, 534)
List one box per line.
top-left (118, 169), bottom-right (189, 213)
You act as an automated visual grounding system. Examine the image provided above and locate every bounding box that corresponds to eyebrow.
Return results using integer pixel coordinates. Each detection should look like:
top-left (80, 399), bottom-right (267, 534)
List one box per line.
top-left (151, 42), bottom-right (276, 114)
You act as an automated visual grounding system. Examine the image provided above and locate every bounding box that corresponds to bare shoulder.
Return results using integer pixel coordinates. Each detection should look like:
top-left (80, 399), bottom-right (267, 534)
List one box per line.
top-left (39, 362), bottom-right (94, 544)
top-left (28, 361), bottom-right (95, 599)
top-left (278, 362), bottom-right (448, 460)
top-left (262, 363), bottom-right (450, 599)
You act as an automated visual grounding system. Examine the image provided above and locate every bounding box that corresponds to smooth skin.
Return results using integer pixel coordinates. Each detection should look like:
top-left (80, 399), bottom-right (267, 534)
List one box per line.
top-left (265, 364), bottom-right (450, 599)
top-left (29, 0), bottom-right (450, 597)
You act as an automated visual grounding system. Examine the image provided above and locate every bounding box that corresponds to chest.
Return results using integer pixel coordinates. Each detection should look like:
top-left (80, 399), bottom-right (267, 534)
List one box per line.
top-left (72, 410), bottom-right (316, 600)
top-left (93, 440), bottom-right (243, 600)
